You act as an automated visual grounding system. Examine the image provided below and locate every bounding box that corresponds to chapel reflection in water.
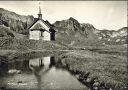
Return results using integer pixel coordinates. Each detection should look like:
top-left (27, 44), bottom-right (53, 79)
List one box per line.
top-left (29, 56), bottom-right (55, 90)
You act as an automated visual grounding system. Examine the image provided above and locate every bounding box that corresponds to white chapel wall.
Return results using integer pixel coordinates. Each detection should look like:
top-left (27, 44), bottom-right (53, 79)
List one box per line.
top-left (29, 30), bottom-right (40, 40)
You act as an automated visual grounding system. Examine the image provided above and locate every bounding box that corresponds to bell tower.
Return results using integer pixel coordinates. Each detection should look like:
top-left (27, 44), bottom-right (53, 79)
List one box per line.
top-left (38, 2), bottom-right (42, 19)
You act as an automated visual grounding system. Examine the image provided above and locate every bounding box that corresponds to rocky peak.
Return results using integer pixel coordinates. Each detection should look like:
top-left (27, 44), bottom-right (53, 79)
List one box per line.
top-left (54, 17), bottom-right (80, 28)
top-left (68, 17), bottom-right (79, 23)
top-left (81, 23), bottom-right (95, 31)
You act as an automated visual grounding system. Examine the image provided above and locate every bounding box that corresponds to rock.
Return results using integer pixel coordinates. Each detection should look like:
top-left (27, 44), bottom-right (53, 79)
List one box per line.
top-left (75, 74), bottom-right (79, 78)
top-left (8, 69), bottom-right (21, 74)
top-left (17, 81), bottom-right (22, 84)
top-left (86, 77), bottom-right (92, 83)
top-left (109, 88), bottom-right (113, 90)
top-left (83, 72), bottom-right (90, 79)
top-left (93, 81), bottom-right (100, 87)
top-left (93, 86), bottom-right (99, 90)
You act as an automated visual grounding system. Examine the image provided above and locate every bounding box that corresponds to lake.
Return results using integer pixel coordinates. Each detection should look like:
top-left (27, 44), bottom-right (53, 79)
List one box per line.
top-left (0, 54), bottom-right (88, 90)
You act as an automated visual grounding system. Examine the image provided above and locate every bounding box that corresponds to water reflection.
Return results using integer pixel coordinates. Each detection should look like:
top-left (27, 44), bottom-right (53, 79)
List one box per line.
top-left (29, 56), bottom-right (55, 68)
top-left (8, 60), bottom-right (31, 73)
top-left (0, 61), bottom-right (8, 76)
top-left (29, 56), bottom-right (52, 90)
top-left (0, 56), bottom-right (87, 89)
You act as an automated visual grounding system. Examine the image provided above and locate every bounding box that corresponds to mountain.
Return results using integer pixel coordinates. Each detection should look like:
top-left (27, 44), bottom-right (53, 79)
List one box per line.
top-left (96, 27), bottom-right (127, 45)
top-left (54, 17), bottom-right (127, 46)
top-left (54, 17), bottom-right (99, 46)
top-left (0, 8), bottom-right (34, 35)
top-left (0, 25), bottom-right (25, 39)
top-left (0, 8), bottom-right (127, 46)
top-left (0, 25), bottom-right (14, 37)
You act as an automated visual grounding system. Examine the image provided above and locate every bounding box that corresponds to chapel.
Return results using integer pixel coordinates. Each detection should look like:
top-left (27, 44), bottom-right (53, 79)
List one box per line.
top-left (28, 6), bottom-right (55, 41)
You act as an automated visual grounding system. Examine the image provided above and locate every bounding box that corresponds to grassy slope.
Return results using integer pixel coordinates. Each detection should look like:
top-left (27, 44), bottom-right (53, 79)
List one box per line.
top-left (58, 50), bottom-right (127, 90)
top-left (0, 25), bottom-right (24, 39)
top-left (0, 38), bottom-right (69, 51)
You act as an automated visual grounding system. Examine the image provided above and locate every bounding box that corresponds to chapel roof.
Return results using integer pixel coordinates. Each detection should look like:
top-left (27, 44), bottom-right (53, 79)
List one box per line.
top-left (27, 5), bottom-right (55, 32)
top-left (27, 18), bottom-right (52, 29)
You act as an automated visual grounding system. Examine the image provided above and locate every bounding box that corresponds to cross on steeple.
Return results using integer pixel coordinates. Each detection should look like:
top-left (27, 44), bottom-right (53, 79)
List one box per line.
top-left (38, 2), bottom-right (42, 19)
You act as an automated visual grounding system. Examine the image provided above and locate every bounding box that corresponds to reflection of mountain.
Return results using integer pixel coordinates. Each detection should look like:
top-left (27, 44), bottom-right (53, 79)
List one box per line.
top-left (0, 61), bottom-right (8, 75)
top-left (8, 60), bottom-right (31, 73)
top-left (7, 56), bottom-right (55, 74)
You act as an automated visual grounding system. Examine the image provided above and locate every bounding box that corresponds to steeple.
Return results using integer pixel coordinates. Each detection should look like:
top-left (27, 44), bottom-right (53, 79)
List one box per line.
top-left (38, 2), bottom-right (42, 19)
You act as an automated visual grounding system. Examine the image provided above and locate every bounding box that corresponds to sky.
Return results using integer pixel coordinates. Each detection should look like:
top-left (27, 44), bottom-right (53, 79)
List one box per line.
top-left (0, 1), bottom-right (127, 30)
